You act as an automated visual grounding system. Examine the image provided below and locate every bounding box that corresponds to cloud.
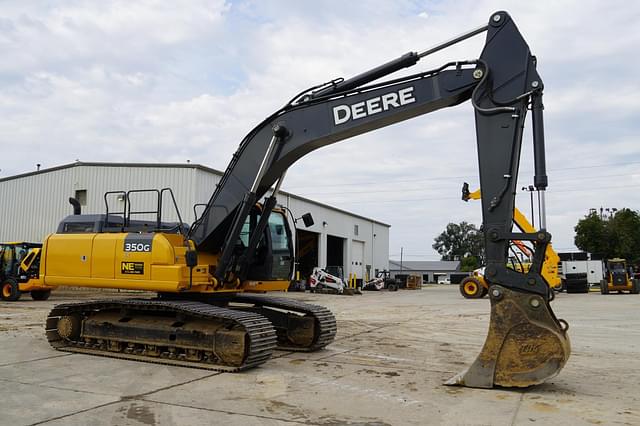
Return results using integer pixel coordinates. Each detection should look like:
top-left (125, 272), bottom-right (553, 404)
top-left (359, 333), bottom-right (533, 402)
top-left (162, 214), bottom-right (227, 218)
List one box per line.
top-left (0, 1), bottom-right (638, 259)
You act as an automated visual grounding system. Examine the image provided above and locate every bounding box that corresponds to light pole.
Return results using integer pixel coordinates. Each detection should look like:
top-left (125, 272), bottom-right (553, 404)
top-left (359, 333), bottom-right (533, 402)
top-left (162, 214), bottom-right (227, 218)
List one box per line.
top-left (604, 208), bottom-right (618, 219)
top-left (599, 207), bottom-right (618, 220)
top-left (522, 185), bottom-right (535, 227)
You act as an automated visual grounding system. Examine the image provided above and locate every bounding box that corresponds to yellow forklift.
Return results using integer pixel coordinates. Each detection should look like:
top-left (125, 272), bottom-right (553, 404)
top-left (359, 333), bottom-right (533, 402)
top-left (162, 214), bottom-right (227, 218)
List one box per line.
top-left (1, 242), bottom-right (55, 301)
top-left (600, 258), bottom-right (639, 294)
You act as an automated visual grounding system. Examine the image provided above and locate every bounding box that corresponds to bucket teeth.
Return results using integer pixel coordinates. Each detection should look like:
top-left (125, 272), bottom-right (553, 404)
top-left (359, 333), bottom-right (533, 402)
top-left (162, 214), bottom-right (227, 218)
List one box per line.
top-left (446, 285), bottom-right (570, 388)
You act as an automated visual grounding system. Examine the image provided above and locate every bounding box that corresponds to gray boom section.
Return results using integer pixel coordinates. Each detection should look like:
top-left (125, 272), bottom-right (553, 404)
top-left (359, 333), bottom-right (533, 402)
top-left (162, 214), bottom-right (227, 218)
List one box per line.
top-left (189, 68), bottom-right (478, 252)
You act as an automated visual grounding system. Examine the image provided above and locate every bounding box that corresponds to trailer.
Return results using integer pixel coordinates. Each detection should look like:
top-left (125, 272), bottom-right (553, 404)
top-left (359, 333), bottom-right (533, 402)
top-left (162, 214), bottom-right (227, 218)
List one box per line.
top-left (558, 252), bottom-right (603, 293)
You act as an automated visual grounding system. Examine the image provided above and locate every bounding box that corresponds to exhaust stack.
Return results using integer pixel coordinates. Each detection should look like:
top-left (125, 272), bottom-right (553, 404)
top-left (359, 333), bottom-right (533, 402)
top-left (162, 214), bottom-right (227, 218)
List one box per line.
top-left (68, 197), bottom-right (81, 215)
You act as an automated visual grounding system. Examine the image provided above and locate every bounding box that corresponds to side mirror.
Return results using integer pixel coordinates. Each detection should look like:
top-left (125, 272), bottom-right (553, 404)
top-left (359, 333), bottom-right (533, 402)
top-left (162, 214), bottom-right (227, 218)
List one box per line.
top-left (301, 213), bottom-right (314, 227)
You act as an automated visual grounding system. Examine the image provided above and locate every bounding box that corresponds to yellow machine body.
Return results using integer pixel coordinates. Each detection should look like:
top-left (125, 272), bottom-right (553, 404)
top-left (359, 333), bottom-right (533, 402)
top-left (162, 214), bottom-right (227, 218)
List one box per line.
top-left (17, 279), bottom-right (48, 293)
top-left (17, 247), bottom-right (53, 292)
top-left (1, 242), bottom-right (54, 296)
top-left (600, 258), bottom-right (639, 294)
top-left (41, 232), bottom-right (290, 294)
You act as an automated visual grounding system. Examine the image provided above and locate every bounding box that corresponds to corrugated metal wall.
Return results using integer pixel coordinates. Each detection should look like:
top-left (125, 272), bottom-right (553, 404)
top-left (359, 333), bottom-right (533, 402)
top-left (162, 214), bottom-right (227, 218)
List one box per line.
top-left (0, 165), bottom-right (198, 242)
top-left (0, 163), bottom-right (390, 277)
top-left (193, 168), bottom-right (221, 224)
top-left (0, 168), bottom-right (77, 242)
top-left (72, 165), bottom-right (197, 225)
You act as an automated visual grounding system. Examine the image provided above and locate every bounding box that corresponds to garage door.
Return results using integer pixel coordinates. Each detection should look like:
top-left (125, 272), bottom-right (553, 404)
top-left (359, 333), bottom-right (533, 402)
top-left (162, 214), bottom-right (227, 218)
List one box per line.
top-left (351, 240), bottom-right (364, 280)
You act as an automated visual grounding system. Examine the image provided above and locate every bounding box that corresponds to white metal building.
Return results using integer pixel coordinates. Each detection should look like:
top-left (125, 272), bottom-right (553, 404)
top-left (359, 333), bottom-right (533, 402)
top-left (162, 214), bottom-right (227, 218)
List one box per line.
top-left (388, 260), bottom-right (463, 283)
top-left (0, 162), bottom-right (389, 282)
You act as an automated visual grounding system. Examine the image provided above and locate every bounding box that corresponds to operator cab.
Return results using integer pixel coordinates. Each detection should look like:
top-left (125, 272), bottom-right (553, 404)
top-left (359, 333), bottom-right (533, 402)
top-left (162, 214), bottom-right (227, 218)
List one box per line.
top-left (239, 206), bottom-right (294, 281)
top-left (607, 259), bottom-right (628, 285)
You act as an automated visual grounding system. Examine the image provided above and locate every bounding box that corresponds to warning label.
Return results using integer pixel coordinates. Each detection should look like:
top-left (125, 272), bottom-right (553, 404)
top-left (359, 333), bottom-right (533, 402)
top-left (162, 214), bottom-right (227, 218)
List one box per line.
top-left (121, 261), bottom-right (144, 275)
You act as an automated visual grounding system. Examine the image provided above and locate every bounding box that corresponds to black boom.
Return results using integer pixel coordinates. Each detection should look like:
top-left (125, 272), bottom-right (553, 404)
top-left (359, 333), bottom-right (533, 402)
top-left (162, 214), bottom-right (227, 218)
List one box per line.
top-left (189, 11), bottom-right (550, 297)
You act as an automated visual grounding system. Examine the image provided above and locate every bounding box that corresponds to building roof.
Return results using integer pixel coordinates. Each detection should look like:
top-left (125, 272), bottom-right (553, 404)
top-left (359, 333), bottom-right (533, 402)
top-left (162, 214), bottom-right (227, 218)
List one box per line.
top-left (0, 161), bottom-right (391, 227)
top-left (0, 161), bottom-right (224, 183)
top-left (388, 260), bottom-right (461, 271)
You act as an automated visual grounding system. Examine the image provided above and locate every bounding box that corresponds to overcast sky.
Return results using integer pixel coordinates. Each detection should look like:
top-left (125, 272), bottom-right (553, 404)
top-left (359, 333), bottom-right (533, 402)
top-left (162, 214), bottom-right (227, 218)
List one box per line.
top-left (1, 1), bottom-right (639, 260)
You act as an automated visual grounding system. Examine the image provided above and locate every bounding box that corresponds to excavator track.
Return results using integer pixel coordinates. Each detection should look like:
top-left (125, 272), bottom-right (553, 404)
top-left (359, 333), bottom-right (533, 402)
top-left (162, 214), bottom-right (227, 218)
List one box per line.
top-left (45, 299), bottom-right (277, 372)
top-left (231, 294), bottom-right (337, 352)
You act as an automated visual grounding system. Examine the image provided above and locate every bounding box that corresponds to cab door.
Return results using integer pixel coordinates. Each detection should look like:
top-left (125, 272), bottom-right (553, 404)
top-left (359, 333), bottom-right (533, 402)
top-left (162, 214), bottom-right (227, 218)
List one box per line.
top-left (243, 210), bottom-right (293, 281)
top-left (268, 212), bottom-right (293, 280)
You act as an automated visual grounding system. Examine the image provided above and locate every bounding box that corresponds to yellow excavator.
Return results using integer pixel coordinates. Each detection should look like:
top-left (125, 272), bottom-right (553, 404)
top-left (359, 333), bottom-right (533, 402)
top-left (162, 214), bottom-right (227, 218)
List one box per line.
top-left (39, 11), bottom-right (569, 388)
top-left (459, 184), bottom-right (561, 298)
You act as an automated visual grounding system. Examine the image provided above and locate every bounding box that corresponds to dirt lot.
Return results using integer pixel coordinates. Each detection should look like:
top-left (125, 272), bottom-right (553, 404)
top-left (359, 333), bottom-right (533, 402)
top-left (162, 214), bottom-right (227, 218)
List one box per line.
top-left (1, 286), bottom-right (638, 425)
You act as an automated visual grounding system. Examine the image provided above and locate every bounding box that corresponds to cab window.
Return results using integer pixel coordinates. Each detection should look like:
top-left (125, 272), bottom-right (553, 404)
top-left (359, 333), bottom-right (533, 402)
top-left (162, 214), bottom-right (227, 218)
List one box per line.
top-left (268, 213), bottom-right (289, 251)
top-left (239, 221), bottom-right (250, 247)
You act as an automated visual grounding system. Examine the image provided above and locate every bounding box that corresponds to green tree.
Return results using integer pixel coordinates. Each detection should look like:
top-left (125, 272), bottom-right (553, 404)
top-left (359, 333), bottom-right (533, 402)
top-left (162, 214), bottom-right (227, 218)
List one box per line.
top-left (574, 208), bottom-right (640, 263)
top-left (460, 255), bottom-right (480, 272)
top-left (608, 209), bottom-right (640, 263)
top-left (574, 212), bottom-right (610, 256)
top-left (432, 221), bottom-right (484, 269)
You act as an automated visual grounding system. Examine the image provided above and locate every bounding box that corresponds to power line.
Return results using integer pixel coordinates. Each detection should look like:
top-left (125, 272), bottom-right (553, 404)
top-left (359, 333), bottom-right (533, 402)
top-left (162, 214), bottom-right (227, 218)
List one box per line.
top-left (547, 184), bottom-right (639, 194)
top-left (327, 196), bottom-right (462, 204)
top-left (285, 173), bottom-right (476, 189)
top-left (389, 253), bottom-right (441, 256)
top-left (294, 185), bottom-right (474, 196)
top-left (317, 183), bottom-right (640, 205)
top-left (548, 160), bottom-right (640, 173)
top-left (285, 160), bottom-right (640, 190)
top-left (291, 171), bottom-right (639, 197)
top-left (547, 172), bottom-right (639, 183)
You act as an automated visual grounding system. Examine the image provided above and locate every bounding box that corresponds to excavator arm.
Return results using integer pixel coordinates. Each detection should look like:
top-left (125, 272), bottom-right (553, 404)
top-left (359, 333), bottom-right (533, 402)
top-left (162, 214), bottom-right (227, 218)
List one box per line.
top-left (188, 11), bottom-right (569, 388)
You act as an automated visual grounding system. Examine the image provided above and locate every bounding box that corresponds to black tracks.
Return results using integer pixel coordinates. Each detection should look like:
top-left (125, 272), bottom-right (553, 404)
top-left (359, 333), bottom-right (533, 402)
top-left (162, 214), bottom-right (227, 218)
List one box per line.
top-left (45, 295), bottom-right (337, 371)
top-left (45, 299), bottom-right (277, 372)
top-left (233, 294), bottom-right (337, 351)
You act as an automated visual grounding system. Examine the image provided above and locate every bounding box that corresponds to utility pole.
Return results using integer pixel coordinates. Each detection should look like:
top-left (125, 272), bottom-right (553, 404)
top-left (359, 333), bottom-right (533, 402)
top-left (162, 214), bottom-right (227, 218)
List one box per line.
top-left (522, 185), bottom-right (535, 227)
top-left (400, 247), bottom-right (404, 272)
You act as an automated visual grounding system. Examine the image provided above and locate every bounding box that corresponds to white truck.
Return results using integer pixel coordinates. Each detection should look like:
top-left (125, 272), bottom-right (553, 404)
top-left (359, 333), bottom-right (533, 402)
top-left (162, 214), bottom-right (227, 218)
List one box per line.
top-left (558, 254), bottom-right (604, 293)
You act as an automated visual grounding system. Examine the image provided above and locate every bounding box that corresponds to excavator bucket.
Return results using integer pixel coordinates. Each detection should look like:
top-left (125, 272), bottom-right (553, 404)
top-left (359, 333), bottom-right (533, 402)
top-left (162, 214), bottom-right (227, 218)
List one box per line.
top-left (446, 285), bottom-right (570, 388)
